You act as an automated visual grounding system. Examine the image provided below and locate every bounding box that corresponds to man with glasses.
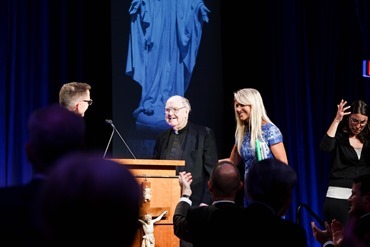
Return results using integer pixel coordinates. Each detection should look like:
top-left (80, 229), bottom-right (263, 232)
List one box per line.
top-left (59, 82), bottom-right (92, 117)
top-left (320, 99), bottom-right (370, 226)
top-left (153, 95), bottom-right (218, 247)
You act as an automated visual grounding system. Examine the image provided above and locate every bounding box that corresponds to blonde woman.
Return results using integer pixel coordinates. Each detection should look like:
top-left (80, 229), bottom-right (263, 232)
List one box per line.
top-left (225, 88), bottom-right (288, 206)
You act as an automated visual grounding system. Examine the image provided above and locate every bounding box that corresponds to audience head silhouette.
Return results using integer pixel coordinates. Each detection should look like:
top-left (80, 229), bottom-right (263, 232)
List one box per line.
top-left (41, 153), bottom-right (141, 246)
top-left (209, 160), bottom-right (242, 201)
top-left (246, 158), bottom-right (297, 217)
top-left (349, 174), bottom-right (370, 217)
top-left (340, 174), bottom-right (370, 246)
top-left (26, 104), bottom-right (85, 174)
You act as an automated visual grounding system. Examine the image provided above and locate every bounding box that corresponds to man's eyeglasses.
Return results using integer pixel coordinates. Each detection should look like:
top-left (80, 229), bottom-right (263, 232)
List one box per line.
top-left (165, 106), bottom-right (185, 113)
top-left (350, 117), bottom-right (368, 127)
top-left (83, 99), bottom-right (93, 106)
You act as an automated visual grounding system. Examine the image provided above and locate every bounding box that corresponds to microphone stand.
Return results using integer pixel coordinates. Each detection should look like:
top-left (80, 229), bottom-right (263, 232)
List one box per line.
top-left (113, 124), bottom-right (137, 159)
top-left (103, 128), bottom-right (115, 158)
top-left (104, 119), bottom-right (137, 159)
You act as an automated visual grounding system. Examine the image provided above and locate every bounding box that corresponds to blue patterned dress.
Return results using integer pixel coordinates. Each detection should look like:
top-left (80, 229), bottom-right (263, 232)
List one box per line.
top-left (240, 122), bottom-right (284, 206)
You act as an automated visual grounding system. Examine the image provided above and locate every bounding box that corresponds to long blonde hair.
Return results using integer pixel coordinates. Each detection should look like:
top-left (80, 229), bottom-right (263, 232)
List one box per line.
top-left (234, 88), bottom-right (273, 154)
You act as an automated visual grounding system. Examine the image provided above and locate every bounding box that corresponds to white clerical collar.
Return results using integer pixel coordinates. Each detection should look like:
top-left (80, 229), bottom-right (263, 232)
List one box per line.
top-left (212, 200), bottom-right (235, 205)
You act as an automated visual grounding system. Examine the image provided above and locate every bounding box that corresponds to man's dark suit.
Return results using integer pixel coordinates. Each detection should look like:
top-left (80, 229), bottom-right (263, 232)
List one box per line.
top-left (0, 178), bottom-right (45, 246)
top-left (243, 202), bottom-right (308, 247)
top-left (173, 200), bottom-right (244, 246)
top-left (153, 122), bottom-right (218, 206)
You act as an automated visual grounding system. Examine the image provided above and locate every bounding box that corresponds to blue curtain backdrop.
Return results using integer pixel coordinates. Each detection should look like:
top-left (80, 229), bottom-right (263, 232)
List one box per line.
top-left (0, 0), bottom-right (50, 186)
top-left (2, 1), bottom-right (370, 246)
top-left (0, 0), bottom-right (113, 186)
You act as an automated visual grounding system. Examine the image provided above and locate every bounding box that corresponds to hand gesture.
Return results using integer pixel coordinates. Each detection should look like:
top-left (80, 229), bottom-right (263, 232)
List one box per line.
top-left (331, 219), bottom-right (343, 246)
top-left (179, 171), bottom-right (193, 187)
top-left (335, 99), bottom-right (351, 122)
top-left (311, 221), bottom-right (332, 244)
top-left (179, 171), bottom-right (192, 196)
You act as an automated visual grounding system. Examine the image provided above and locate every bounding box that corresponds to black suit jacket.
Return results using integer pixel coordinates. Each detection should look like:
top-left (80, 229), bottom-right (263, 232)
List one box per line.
top-left (243, 202), bottom-right (308, 247)
top-left (153, 122), bottom-right (218, 206)
top-left (0, 178), bottom-right (45, 246)
top-left (173, 201), bottom-right (244, 246)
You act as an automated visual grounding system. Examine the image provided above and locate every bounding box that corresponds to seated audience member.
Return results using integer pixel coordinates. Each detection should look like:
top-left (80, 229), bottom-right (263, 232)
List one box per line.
top-left (173, 160), bottom-right (244, 246)
top-left (244, 158), bottom-right (308, 247)
top-left (312, 174), bottom-right (370, 247)
top-left (0, 104), bottom-right (86, 246)
top-left (59, 81), bottom-right (92, 117)
top-left (40, 153), bottom-right (141, 247)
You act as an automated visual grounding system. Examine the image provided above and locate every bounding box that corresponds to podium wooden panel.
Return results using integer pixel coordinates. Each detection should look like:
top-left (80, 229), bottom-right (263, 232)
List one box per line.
top-left (111, 159), bottom-right (185, 247)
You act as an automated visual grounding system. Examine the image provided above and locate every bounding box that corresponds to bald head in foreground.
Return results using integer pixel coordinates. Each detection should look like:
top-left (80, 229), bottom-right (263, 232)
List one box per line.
top-left (41, 153), bottom-right (141, 246)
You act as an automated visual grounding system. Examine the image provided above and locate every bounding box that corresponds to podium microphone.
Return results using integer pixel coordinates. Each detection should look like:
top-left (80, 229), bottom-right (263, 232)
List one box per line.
top-left (103, 119), bottom-right (137, 159)
top-left (103, 121), bottom-right (115, 159)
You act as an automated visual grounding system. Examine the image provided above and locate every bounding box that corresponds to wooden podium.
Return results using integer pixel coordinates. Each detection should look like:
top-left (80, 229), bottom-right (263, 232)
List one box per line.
top-left (111, 159), bottom-right (185, 247)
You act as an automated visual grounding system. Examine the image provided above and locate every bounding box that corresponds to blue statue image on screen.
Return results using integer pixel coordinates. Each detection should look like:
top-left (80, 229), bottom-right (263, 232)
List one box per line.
top-left (126, 0), bottom-right (209, 136)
